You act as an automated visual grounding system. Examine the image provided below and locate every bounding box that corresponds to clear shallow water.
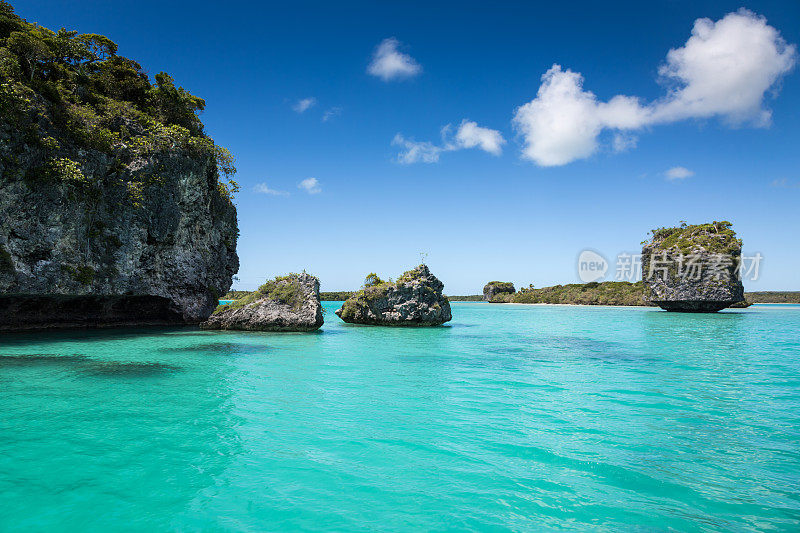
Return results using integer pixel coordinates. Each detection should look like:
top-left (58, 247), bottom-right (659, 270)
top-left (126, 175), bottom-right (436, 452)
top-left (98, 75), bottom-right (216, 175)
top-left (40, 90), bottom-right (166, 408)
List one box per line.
top-left (2, 303), bottom-right (799, 531)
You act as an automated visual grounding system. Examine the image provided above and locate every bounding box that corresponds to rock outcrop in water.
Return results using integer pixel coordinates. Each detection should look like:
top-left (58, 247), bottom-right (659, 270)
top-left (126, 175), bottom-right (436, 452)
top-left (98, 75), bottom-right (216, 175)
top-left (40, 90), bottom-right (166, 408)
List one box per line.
top-left (0, 4), bottom-right (238, 330)
top-left (483, 281), bottom-right (515, 302)
top-left (641, 221), bottom-right (745, 312)
top-left (202, 273), bottom-right (323, 332)
top-left (335, 265), bottom-right (452, 326)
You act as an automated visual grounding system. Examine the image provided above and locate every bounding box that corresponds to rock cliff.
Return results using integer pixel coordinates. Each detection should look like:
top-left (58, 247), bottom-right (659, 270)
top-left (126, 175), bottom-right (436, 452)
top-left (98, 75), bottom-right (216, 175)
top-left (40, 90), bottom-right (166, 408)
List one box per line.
top-left (0, 4), bottom-right (238, 330)
top-left (483, 281), bottom-right (515, 302)
top-left (641, 221), bottom-right (744, 312)
top-left (335, 265), bottom-right (452, 326)
top-left (202, 273), bottom-right (323, 332)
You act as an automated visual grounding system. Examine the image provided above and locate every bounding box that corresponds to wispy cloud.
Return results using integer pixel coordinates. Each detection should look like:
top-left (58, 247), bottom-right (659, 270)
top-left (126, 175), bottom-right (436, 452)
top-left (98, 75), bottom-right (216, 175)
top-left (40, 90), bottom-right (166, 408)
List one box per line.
top-left (293, 97), bottom-right (317, 113)
top-left (254, 183), bottom-right (289, 196)
top-left (393, 120), bottom-right (506, 164)
top-left (612, 133), bottom-right (638, 153)
top-left (392, 135), bottom-right (443, 164)
top-left (298, 177), bottom-right (321, 194)
top-left (664, 167), bottom-right (694, 181)
top-left (322, 107), bottom-right (342, 122)
top-left (771, 178), bottom-right (800, 188)
top-left (513, 10), bottom-right (797, 166)
top-left (368, 38), bottom-right (421, 81)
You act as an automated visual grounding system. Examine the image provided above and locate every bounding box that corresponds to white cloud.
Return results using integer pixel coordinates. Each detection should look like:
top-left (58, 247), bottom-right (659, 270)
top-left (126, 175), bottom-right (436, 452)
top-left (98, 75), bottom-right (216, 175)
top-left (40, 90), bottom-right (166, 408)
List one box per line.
top-left (392, 134), bottom-right (443, 164)
top-left (393, 120), bottom-right (505, 164)
top-left (298, 177), bottom-right (321, 194)
top-left (254, 183), bottom-right (289, 196)
top-left (653, 10), bottom-right (796, 125)
top-left (512, 66), bottom-right (640, 166)
top-left (454, 120), bottom-right (506, 155)
top-left (513, 10), bottom-right (796, 166)
top-left (368, 38), bottom-right (422, 81)
top-left (293, 97), bottom-right (317, 113)
top-left (322, 107), bottom-right (342, 122)
top-left (665, 167), bottom-right (694, 181)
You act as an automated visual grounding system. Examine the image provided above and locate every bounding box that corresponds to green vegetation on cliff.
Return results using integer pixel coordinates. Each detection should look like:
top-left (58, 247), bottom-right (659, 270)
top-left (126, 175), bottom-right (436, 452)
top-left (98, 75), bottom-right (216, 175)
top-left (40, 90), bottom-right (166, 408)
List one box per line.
top-left (222, 290), bottom-right (252, 300)
top-left (646, 221), bottom-right (742, 255)
top-left (223, 290), bottom-right (357, 302)
top-left (0, 1), bottom-right (238, 200)
top-left (214, 275), bottom-right (305, 314)
top-left (364, 273), bottom-right (385, 287)
top-left (485, 281), bottom-right (514, 292)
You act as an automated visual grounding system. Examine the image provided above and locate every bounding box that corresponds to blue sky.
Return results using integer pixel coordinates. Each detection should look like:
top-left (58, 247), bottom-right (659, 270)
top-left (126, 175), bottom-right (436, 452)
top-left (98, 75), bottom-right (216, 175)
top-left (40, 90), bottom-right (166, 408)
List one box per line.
top-left (13, 0), bottom-right (800, 293)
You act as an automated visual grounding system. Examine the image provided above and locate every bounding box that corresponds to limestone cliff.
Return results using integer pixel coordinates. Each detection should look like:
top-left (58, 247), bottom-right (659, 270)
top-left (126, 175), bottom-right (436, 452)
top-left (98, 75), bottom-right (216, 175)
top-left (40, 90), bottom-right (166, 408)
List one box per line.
top-left (641, 221), bottom-right (744, 312)
top-left (0, 3), bottom-right (238, 329)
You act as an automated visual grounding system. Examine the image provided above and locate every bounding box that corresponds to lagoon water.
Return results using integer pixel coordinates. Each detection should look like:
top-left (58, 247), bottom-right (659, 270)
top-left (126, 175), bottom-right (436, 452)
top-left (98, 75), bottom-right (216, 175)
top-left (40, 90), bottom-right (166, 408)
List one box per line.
top-left (1, 302), bottom-right (799, 530)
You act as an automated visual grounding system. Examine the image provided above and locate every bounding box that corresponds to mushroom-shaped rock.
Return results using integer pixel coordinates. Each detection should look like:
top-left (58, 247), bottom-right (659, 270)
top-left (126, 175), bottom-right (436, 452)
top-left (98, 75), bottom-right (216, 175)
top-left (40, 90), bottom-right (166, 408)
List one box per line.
top-left (335, 265), bottom-right (452, 326)
top-left (642, 221), bottom-right (745, 312)
top-left (483, 281), bottom-right (515, 302)
top-left (202, 273), bottom-right (323, 331)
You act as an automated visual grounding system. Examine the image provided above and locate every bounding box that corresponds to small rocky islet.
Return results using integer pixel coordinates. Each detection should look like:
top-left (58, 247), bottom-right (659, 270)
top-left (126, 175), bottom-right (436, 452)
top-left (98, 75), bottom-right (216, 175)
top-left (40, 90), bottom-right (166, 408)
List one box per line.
top-left (202, 273), bottom-right (323, 332)
top-left (335, 265), bottom-right (452, 326)
top-left (641, 221), bottom-right (745, 312)
top-left (483, 281), bottom-right (515, 302)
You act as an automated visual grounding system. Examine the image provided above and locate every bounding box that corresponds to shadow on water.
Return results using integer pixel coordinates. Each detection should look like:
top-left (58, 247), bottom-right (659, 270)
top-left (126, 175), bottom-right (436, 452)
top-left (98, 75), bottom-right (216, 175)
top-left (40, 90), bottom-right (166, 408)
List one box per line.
top-left (0, 353), bottom-right (89, 366)
top-left (485, 335), bottom-right (647, 363)
top-left (336, 322), bottom-right (453, 330)
top-left (182, 328), bottom-right (332, 337)
top-left (162, 342), bottom-right (271, 356)
top-left (0, 353), bottom-right (181, 376)
top-left (0, 325), bottom-right (199, 347)
top-left (641, 309), bottom-right (747, 344)
top-left (1, 331), bottom-right (246, 530)
top-left (81, 361), bottom-right (181, 377)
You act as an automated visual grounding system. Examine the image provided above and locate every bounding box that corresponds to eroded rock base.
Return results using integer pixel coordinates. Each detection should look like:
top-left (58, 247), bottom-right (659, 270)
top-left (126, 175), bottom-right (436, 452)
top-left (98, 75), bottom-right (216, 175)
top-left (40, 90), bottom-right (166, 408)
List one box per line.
top-left (0, 295), bottom-right (185, 331)
top-left (653, 300), bottom-right (733, 313)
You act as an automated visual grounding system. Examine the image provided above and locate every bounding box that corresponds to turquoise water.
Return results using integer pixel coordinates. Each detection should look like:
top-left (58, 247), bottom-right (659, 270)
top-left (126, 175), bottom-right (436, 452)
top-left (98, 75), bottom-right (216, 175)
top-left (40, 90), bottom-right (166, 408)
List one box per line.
top-left (2, 302), bottom-right (799, 531)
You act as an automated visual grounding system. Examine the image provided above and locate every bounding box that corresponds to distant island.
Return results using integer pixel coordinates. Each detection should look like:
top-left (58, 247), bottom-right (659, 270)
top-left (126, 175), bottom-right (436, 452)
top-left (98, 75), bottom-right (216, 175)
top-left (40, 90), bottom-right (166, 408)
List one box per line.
top-left (226, 287), bottom-right (799, 306)
top-left (320, 291), bottom-right (355, 301)
top-left (743, 292), bottom-right (800, 304)
top-left (485, 281), bottom-right (650, 306)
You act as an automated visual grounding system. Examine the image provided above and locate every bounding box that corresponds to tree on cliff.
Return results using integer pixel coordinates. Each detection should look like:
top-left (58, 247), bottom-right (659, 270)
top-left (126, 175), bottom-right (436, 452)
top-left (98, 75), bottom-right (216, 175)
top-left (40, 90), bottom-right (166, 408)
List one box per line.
top-left (364, 273), bottom-right (385, 288)
top-left (0, 1), bottom-right (238, 200)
